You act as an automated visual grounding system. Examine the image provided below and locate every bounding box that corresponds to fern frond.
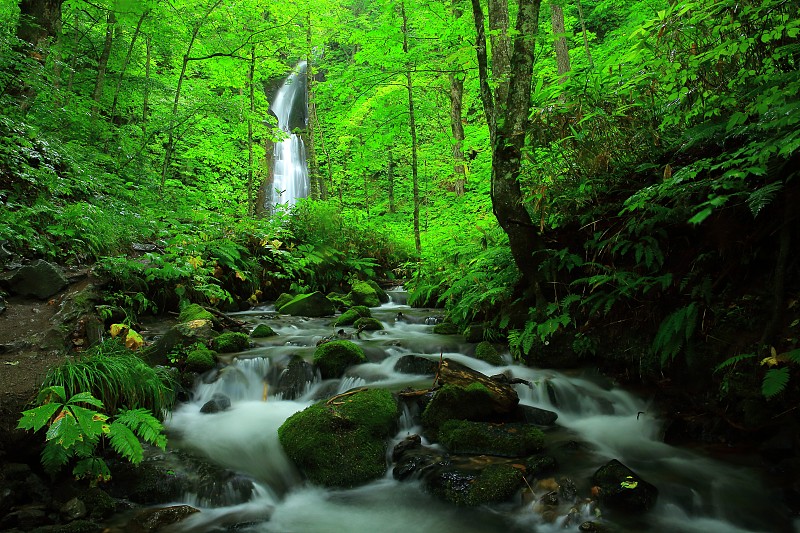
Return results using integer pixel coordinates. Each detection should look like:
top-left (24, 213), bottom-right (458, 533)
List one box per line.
top-left (762, 367), bottom-right (790, 398)
top-left (115, 408), bottom-right (166, 448)
top-left (108, 422), bottom-right (144, 464)
top-left (41, 442), bottom-right (70, 475)
top-left (747, 182), bottom-right (782, 217)
top-left (73, 457), bottom-right (111, 483)
top-left (714, 353), bottom-right (757, 372)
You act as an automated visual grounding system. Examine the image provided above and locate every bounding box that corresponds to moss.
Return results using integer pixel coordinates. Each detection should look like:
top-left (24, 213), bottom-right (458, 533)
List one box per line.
top-left (365, 280), bottom-right (389, 303)
top-left (275, 292), bottom-right (294, 311)
top-left (212, 332), bottom-right (250, 353)
top-left (525, 454), bottom-right (558, 477)
top-left (178, 303), bottom-right (215, 323)
top-left (313, 340), bottom-right (367, 378)
top-left (354, 317), bottom-right (384, 331)
top-left (185, 344), bottom-right (217, 372)
top-left (420, 383), bottom-right (495, 428)
top-left (433, 322), bottom-right (460, 335)
top-left (438, 419), bottom-right (545, 457)
top-left (464, 324), bottom-right (485, 343)
top-left (474, 341), bottom-right (502, 365)
top-left (278, 388), bottom-right (398, 487)
top-left (466, 464), bottom-right (525, 505)
top-left (349, 281), bottom-right (381, 307)
top-left (278, 292), bottom-right (336, 317)
top-left (333, 306), bottom-right (371, 327)
top-left (251, 324), bottom-right (277, 338)
top-left (327, 292), bottom-right (353, 310)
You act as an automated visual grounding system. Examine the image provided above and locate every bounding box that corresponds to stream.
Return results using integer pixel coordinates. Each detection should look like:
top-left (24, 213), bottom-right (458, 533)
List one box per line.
top-left (143, 292), bottom-right (793, 532)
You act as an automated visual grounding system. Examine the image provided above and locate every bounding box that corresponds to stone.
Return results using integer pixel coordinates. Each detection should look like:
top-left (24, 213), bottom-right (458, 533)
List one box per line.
top-left (426, 461), bottom-right (525, 507)
top-left (432, 322), bottom-right (460, 335)
top-left (251, 324), bottom-right (277, 338)
top-left (8, 260), bottom-right (68, 299)
top-left (354, 317), bottom-right (384, 331)
top-left (437, 419), bottom-right (545, 457)
top-left (275, 356), bottom-right (317, 400)
top-left (60, 497), bottom-right (87, 521)
top-left (365, 280), bottom-right (390, 304)
top-left (464, 323), bottom-right (486, 343)
top-left (200, 393), bottom-right (231, 413)
top-left (129, 505), bottom-right (200, 531)
top-left (144, 319), bottom-right (218, 365)
top-left (517, 404), bottom-right (559, 426)
top-left (278, 388), bottom-right (399, 487)
top-left (278, 292), bottom-right (335, 317)
top-left (313, 340), bottom-right (366, 379)
top-left (275, 292), bottom-right (294, 310)
top-left (348, 281), bottom-right (381, 307)
top-left (186, 344), bottom-right (217, 372)
top-left (474, 341), bottom-right (502, 365)
top-left (211, 332), bottom-right (250, 353)
top-left (591, 459), bottom-right (658, 513)
top-left (333, 306), bottom-right (371, 326)
top-left (178, 303), bottom-right (215, 323)
top-left (394, 354), bottom-right (439, 375)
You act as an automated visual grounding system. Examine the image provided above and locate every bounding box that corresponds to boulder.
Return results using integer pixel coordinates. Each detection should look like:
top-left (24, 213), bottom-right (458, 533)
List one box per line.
top-left (438, 419), bottom-right (545, 457)
top-left (251, 324), bottom-right (277, 338)
top-left (274, 292), bottom-right (294, 310)
top-left (333, 305), bottom-right (371, 326)
top-left (354, 317), bottom-right (384, 331)
top-left (278, 388), bottom-right (398, 487)
top-left (128, 505), bottom-right (200, 532)
top-left (348, 281), bottom-right (381, 307)
top-left (186, 344), bottom-right (217, 372)
top-left (436, 359), bottom-right (519, 414)
top-left (420, 383), bottom-right (499, 429)
top-left (200, 393), bottom-right (231, 413)
top-left (211, 332), bottom-right (250, 353)
top-left (432, 322), bottom-right (460, 335)
top-left (275, 356), bottom-right (317, 400)
top-left (313, 340), bottom-right (366, 379)
top-left (517, 405), bottom-right (559, 426)
top-left (178, 303), bottom-right (215, 323)
top-left (278, 292), bottom-right (335, 317)
top-left (394, 355), bottom-right (439, 375)
top-left (464, 323), bottom-right (486, 343)
top-left (8, 260), bottom-right (68, 299)
top-left (365, 280), bottom-right (390, 304)
top-left (474, 341), bottom-right (502, 365)
top-left (144, 319), bottom-right (218, 366)
top-left (591, 459), bottom-right (658, 513)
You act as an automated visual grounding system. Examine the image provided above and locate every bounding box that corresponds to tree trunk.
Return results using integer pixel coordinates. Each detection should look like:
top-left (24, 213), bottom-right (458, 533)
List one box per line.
top-left (17, 0), bottom-right (63, 48)
top-left (110, 10), bottom-right (147, 126)
top-left (487, 0), bottom-right (511, 105)
top-left (247, 46), bottom-right (256, 216)
top-left (306, 10), bottom-right (321, 200)
top-left (401, 2), bottom-right (421, 255)
top-left (550, 3), bottom-right (570, 81)
top-left (471, 0), bottom-right (544, 304)
top-left (388, 149), bottom-right (396, 213)
top-left (449, 72), bottom-right (466, 196)
top-left (576, 0), bottom-right (593, 69)
top-left (91, 10), bottom-right (116, 118)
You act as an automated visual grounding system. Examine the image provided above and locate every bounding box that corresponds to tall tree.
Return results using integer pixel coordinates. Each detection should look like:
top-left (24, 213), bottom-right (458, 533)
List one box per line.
top-left (470, 0), bottom-right (544, 302)
top-left (401, 0), bottom-right (421, 255)
top-left (448, 0), bottom-right (467, 196)
top-left (550, 1), bottom-right (570, 81)
top-left (16, 0), bottom-right (63, 48)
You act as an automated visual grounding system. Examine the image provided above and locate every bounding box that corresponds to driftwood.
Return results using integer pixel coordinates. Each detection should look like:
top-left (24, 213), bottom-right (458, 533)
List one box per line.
top-left (436, 358), bottom-right (519, 413)
top-left (201, 305), bottom-right (246, 329)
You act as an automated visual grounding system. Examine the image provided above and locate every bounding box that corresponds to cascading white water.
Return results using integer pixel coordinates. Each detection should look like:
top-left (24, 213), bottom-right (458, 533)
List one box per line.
top-left (268, 61), bottom-right (309, 210)
top-left (156, 302), bottom-right (792, 533)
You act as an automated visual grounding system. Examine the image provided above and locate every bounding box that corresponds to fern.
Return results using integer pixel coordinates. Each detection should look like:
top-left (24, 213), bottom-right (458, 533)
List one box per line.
top-left (762, 367), bottom-right (790, 398)
top-left (714, 352), bottom-right (757, 372)
top-left (108, 423), bottom-right (144, 463)
top-left (747, 182), bottom-right (783, 217)
top-left (652, 303), bottom-right (699, 365)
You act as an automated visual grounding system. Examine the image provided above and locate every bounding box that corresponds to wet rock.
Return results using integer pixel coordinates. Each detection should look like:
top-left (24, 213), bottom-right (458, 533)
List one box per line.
top-left (128, 505), bottom-right (200, 532)
top-left (592, 459), bottom-right (658, 513)
top-left (274, 292), bottom-right (294, 310)
top-left (347, 281), bottom-right (381, 308)
top-left (144, 319), bottom-right (218, 365)
top-left (517, 404), bottom-right (559, 426)
top-left (211, 332), bottom-right (250, 353)
top-left (525, 454), bottom-right (558, 477)
top-left (353, 317), bottom-right (384, 331)
top-left (60, 497), bottom-right (87, 521)
top-left (313, 340), bottom-right (366, 379)
top-left (394, 354), bottom-right (438, 375)
top-left (8, 260), bottom-right (68, 299)
top-left (464, 323), bottom-right (485, 343)
top-left (432, 322), bottom-right (460, 335)
top-left (364, 280), bottom-right (389, 304)
top-left (437, 420), bottom-right (545, 457)
top-left (392, 434), bottom-right (422, 461)
top-left (275, 356), bottom-right (317, 400)
top-left (427, 461), bottom-right (525, 507)
top-left (474, 341), bottom-right (502, 365)
top-left (251, 324), bottom-right (277, 338)
top-left (278, 388), bottom-right (399, 487)
top-left (200, 393), bottom-right (231, 413)
top-left (178, 303), bottom-right (216, 323)
top-left (278, 292), bottom-right (336, 317)
top-left (393, 442), bottom-right (446, 481)
top-left (333, 306), bottom-right (371, 327)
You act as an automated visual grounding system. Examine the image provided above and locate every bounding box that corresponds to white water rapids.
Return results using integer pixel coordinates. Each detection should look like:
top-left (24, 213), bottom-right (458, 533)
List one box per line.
top-left (155, 297), bottom-right (792, 533)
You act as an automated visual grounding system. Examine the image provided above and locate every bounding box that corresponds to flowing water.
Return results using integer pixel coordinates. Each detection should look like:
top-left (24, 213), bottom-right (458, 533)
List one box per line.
top-left (267, 61), bottom-right (309, 210)
top-left (155, 297), bottom-right (793, 533)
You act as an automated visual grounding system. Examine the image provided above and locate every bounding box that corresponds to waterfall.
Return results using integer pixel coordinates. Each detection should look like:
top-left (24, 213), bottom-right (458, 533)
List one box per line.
top-left (268, 61), bottom-right (309, 211)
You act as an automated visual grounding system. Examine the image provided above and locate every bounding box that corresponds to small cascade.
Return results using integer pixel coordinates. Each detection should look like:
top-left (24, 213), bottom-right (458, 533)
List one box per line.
top-left (268, 61), bottom-right (309, 210)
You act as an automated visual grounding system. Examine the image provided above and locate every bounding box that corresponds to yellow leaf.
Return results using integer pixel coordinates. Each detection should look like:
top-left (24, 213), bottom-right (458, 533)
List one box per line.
top-left (125, 329), bottom-right (143, 350)
top-left (235, 271), bottom-right (247, 281)
top-left (188, 256), bottom-right (203, 269)
top-left (269, 239), bottom-right (283, 249)
top-left (761, 356), bottom-right (779, 367)
top-left (110, 324), bottom-right (127, 338)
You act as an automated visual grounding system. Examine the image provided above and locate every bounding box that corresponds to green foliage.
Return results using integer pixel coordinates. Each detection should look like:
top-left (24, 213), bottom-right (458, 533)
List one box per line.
top-left (652, 303), bottom-right (699, 365)
top-left (41, 339), bottom-right (176, 417)
top-left (17, 386), bottom-right (166, 483)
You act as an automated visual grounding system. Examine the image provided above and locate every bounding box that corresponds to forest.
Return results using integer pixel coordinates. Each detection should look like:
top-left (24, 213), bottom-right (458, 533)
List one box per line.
top-left (0, 0), bottom-right (799, 531)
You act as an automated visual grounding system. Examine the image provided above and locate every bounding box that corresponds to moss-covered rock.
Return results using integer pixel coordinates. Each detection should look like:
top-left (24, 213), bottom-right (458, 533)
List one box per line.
top-left (438, 419), bottom-right (545, 457)
top-left (275, 292), bottom-right (294, 310)
top-left (474, 341), bottom-right (502, 365)
top-left (464, 323), bottom-right (486, 343)
top-left (143, 319), bottom-right (218, 366)
top-left (278, 292), bottom-right (336, 317)
top-left (432, 322), bottom-right (460, 335)
top-left (420, 383), bottom-right (496, 429)
top-left (186, 344), bottom-right (217, 373)
top-left (525, 454), bottom-right (558, 477)
top-left (427, 463), bottom-right (525, 507)
top-left (178, 303), bottom-right (215, 323)
top-left (333, 306), bottom-right (371, 327)
top-left (278, 388), bottom-right (399, 487)
top-left (313, 340), bottom-right (367, 378)
top-left (348, 281), bottom-right (381, 307)
top-left (251, 324), bottom-right (277, 338)
top-left (327, 292), bottom-right (354, 310)
top-left (365, 280), bottom-right (390, 304)
top-left (212, 332), bottom-right (250, 353)
top-left (592, 459), bottom-right (658, 513)
top-left (354, 317), bottom-right (384, 331)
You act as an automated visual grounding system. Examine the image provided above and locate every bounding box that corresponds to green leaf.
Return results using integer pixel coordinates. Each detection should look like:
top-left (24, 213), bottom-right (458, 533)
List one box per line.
top-left (46, 413), bottom-right (83, 448)
top-left (762, 367), bottom-right (790, 398)
top-left (688, 207), bottom-right (713, 225)
top-left (17, 403), bottom-right (62, 432)
top-left (73, 457), bottom-right (112, 483)
top-left (41, 442), bottom-right (70, 475)
top-left (68, 405), bottom-right (107, 439)
top-left (108, 421), bottom-right (144, 464)
top-left (67, 392), bottom-right (105, 409)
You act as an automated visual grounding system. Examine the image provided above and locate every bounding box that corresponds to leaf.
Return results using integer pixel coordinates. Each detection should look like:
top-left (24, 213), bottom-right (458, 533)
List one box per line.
top-left (108, 422), bottom-right (144, 464)
top-left (746, 182), bottom-right (783, 217)
top-left (46, 412), bottom-right (83, 448)
top-left (125, 329), bottom-right (144, 350)
top-left (67, 392), bottom-right (105, 409)
top-left (73, 457), bottom-right (112, 483)
top-left (688, 207), bottom-right (713, 225)
top-left (110, 323), bottom-right (127, 338)
top-left (68, 405), bottom-right (107, 439)
top-left (17, 403), bottom-right (62, 432)
top-left (762, 367), bottom-right (790, 398)
top-left (714, 352), bottom-right (757, 372)
top-left (41, 442), bottom-right (70, 475)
